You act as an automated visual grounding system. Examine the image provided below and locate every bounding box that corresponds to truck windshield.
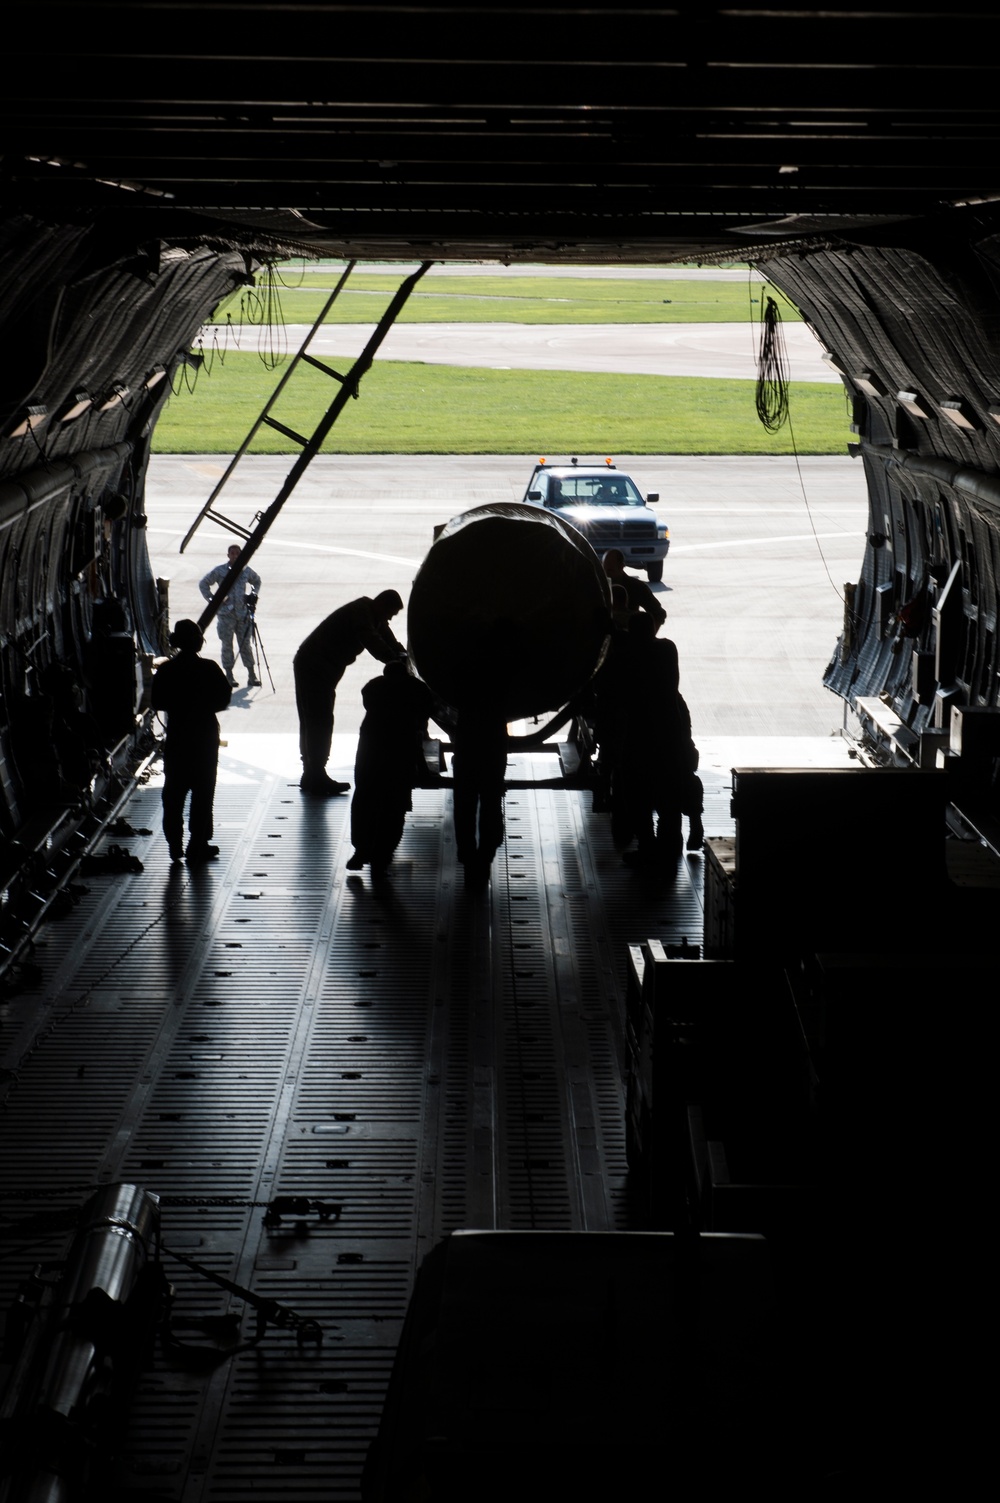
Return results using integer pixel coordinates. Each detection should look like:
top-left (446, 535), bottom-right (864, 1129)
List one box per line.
top-left (549, 474), bottom-right (644, 506)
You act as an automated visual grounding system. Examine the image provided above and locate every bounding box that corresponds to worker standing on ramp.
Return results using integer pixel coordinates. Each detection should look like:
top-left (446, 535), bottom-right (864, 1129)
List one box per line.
top-left (152, 619), bottom-right (232, 864)
top-left (614, 615), bottom-right (700, 874)
top-left (199, 544), bottom-right (262, 688)
top-left (451, 700), bottom-right (509, 891)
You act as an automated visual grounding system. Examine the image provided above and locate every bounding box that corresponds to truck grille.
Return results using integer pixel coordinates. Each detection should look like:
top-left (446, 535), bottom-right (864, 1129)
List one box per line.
top-left (586, 519), bottom-right (657, 544)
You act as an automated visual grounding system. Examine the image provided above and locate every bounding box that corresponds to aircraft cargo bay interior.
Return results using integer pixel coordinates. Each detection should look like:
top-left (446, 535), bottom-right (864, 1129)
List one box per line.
top-left (2, 5), bottom-right (997, 1498)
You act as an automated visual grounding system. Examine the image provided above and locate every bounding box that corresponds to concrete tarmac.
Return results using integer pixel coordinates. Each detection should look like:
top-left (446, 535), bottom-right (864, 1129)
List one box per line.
top-left (296, 264), bottom-right (764, 280)
top-left (248, 320), bottom-right (834, 382)
top-left (146, 453), bottom-right (868, 755)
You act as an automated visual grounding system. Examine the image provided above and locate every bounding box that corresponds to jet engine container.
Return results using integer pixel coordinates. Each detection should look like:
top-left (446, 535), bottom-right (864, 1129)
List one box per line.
top-left (407, 502), bottom-right (612, 721)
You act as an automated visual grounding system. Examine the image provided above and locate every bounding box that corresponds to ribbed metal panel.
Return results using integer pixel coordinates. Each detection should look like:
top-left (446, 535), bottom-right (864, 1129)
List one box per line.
top-left (0, 742), bottom-right (731, 1500)
top-left (203, 1344), bottom-right (395, 1499)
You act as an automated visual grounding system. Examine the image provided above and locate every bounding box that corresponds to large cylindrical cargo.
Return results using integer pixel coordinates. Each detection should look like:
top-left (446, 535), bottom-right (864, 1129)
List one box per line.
top-left (1, 1183), bottom-right (160, 1503)
top-left (407, 503), bottom-right (612, 722)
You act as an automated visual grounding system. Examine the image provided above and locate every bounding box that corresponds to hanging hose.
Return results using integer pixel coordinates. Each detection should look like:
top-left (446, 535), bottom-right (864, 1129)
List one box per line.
top-left (755, 294), bottom-right (790, 433)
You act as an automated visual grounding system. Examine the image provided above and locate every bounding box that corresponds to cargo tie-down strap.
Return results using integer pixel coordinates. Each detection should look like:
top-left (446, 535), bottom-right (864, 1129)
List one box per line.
top-left (1, 1191), bottom-right (338, 1366)
top-left (157, 1193), bottom-right (338, 1354)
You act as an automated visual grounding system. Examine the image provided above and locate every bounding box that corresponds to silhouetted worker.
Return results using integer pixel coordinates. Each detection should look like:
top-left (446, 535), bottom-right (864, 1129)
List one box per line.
top-left (199, 544), bottom-right (262, 688)
top-left (151, 619), bottom-right (231, 864)
top-left (346, 660), bottom-right (433, 876)
top-left (452, 701), bottom-right (509, 890)
top-left (603, 548), bottom-right (666, 629)
top-left (589, 591), bottom-right (632, 810)
top-left (681, 715), bottom-right (705, 852)
top-left (613, 613), bottom-right (697, 874)
top-left (608, 580), bottom-right (631, 631)
top-left (293, 591), bottom-right (406, 796)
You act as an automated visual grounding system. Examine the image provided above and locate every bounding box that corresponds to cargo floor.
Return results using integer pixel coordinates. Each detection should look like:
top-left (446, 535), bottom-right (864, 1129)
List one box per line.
top-left (0, 732), bottom-right (847, 1499)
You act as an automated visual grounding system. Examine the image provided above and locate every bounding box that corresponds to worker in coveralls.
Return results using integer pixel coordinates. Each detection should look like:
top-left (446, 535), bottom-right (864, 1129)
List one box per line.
top-left (602, 548), bottom-right (666, 630)
top-left (347, 659), bottom-right (433, 875)
top-left (613, 614), bottom-right (701, 873)
top-left (199, 544), bottom-right (262, 688)
top-left (293, 591), bottom-right (407, 796)
top-left (451, 699), bottom-right (509, 890)
top-left (152, 619), bottom-right (232, 863)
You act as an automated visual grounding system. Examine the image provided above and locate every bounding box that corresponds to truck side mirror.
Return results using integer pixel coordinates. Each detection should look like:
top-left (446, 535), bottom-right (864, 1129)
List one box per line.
top-left (646, 492), bottom-right (660, 504)
top-left (527, 490), bottom-right (542, 501)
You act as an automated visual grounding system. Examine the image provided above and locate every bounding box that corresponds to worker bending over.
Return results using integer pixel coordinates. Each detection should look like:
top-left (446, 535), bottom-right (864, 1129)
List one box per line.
top-left (293, 591), bottom-right (406, 796)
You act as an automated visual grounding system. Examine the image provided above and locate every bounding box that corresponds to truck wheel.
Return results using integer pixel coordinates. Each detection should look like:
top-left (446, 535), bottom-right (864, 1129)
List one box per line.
top-left (647, 561), bottom-right (663, 583)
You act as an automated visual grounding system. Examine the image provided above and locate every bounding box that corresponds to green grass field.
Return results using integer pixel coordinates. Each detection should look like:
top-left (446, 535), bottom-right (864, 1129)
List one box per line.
top-left (155, 353), bottom-right (850, 455)
top-left (210, 269), bottom-right (800, 326)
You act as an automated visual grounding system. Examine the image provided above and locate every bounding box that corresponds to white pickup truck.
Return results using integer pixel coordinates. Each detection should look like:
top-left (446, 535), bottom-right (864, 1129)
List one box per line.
top-left (522, 458), bottom-right (670, 581)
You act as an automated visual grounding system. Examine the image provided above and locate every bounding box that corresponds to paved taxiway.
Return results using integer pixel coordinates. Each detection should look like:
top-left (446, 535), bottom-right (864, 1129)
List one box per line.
top-left (243, 320), bottom-right (833, 383)
top-left (146, 453), bottom-right (868, 757)
top-left (295, 263), bottom-right (765, 281)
